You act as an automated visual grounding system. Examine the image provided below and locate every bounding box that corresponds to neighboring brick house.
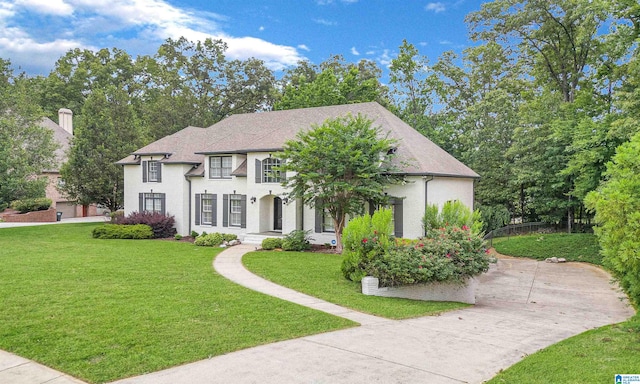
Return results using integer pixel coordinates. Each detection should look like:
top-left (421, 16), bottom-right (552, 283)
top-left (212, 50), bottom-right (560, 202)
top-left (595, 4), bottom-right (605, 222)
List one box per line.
top-left (42, 109), bottom-right (97, 218)
top-left (117, 102), bottom-right (479, 243)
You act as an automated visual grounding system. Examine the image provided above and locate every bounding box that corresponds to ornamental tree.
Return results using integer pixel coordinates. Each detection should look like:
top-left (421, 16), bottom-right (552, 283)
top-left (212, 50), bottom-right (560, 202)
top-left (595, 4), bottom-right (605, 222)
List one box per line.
top-left (280, 114), bottom-right (402, 252)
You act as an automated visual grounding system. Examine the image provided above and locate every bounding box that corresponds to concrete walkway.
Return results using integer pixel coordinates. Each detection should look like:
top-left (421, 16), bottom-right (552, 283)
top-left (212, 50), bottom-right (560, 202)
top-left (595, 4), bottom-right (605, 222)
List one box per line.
top-left (110, 246), bottom-right (634, 384)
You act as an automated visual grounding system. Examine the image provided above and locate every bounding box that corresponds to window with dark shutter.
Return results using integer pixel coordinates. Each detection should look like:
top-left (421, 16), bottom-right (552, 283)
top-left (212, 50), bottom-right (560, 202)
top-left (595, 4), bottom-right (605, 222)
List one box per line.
top-left (255, 159), bottom-right (262, 183)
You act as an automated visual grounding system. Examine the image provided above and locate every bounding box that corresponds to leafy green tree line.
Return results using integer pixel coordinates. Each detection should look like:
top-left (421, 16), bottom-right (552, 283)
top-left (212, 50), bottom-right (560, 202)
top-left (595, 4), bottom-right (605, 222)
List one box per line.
top-left (1, 0), bottom-right (639, 235)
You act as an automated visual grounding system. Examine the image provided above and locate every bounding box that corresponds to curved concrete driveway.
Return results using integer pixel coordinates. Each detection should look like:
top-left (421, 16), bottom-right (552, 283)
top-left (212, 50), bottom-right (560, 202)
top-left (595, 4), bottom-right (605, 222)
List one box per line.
top-left (111, 245), bottom-right (633, 384)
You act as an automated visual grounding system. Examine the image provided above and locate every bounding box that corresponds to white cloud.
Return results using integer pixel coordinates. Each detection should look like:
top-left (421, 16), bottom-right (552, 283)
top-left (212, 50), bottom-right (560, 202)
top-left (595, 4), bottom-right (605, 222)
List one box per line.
top-left (316, 0), bottom-right (358, 4)
top-left (350, 46), bottom-right (359, 55)
top-left (439, 40), bottom-right (452, 45)
top-left (15, 0), bottom-right (73, 16)
top-left (313, 18), bottom-right (337, 26)
top-left (377, 49), bottom-right (392, 67)
top-left (419, 41), bottom-right (428, 46)
top-left (258, 26), bottom-right (264, 31)
top-left (425, 2), bottom-right (446, 13)
top-left (0, 0), bottom-right (306, 73)
top-left (297, 44), bottom-right (310, 51)
top-left (365, 50), bottom-right (374, 55)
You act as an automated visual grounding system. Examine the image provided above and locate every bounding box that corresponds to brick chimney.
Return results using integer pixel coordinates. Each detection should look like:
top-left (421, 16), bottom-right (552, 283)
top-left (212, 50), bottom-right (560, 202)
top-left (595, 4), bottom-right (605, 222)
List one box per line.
top-left (58, 108), bottom-right (73, 135)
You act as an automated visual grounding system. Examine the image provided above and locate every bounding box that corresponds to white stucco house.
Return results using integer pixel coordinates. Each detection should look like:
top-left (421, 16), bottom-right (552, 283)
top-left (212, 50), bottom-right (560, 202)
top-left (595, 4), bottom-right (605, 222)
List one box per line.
top-left (117, 102), bottom-right (479, 243)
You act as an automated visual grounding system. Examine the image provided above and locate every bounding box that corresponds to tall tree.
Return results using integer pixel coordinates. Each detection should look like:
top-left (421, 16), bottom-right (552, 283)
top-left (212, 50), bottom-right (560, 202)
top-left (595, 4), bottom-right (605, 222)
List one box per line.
top-left (40, 48), bottom-right (138, 121)
top-left (0, 59), bottom-right (56, 209)
top-left (280, 114), bottom-right (401, 252)
top-left (468, 0), bottom-right (611, 229)
top-left (275, 55), bottom-right (387, 110)
top-left (139, 37), bottom-right (275, 138)
top-left (60, 87), bottom-right (146, 212)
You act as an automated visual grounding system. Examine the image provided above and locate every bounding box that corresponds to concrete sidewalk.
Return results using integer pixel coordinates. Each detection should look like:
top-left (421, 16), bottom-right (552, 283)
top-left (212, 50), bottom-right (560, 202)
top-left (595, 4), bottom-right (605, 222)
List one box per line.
top-left (110, 247), bottom-right (634, 384)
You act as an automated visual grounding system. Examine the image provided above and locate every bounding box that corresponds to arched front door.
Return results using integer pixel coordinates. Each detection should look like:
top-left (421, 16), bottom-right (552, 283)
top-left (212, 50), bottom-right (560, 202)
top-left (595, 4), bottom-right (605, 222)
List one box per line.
top-left (273, 196), bottom-right (282, 231)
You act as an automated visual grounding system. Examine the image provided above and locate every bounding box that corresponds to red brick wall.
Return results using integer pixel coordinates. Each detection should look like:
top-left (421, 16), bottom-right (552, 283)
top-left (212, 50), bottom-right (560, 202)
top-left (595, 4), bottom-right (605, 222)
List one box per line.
top-left (2, 207), bottom-right (57, 222)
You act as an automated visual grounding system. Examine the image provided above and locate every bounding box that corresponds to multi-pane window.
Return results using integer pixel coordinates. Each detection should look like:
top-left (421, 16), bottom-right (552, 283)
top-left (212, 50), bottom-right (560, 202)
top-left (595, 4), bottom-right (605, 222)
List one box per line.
top-left (229, 194), bottom-right (242, 226)
top-left (262, 158), bottom-right (281, 183)
top-left (143, 193), bottom-right (163, 214)
top-left (147, 161), bottom-right (159, 182)
top-left (323, 209), bottom-right (335, 233)
top-left (201, 194), bottom-right (214, 225)
top-left (210, 156), bottom-right (232, 179)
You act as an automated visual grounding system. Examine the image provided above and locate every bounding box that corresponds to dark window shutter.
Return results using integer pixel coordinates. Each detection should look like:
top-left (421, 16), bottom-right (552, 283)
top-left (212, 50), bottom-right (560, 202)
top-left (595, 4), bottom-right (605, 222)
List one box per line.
top-left (142, 161), bottom-right (147, 183)
top-left (195, 194), bottom-right (201, 226)
top-left (223, 194), bottom-right (229, 227)
top-left (139, 193), bottom-right (143, 212)
top-left (212, 194), bottom-right (218, 226)
top-left (314, 199), bottom-right (323, 233)
top-left (240, 195), bottom-right (247, 228)
top-left (394, 199), bottom-right (403, 238)
top-left (280, 160), bottom-right (286, 182)
top-left (160, 194), bottom-right (166, 216)
top-left (157, 163), bottom-right (162, 182)
top-left (255, 159), bottom-right (262, 183)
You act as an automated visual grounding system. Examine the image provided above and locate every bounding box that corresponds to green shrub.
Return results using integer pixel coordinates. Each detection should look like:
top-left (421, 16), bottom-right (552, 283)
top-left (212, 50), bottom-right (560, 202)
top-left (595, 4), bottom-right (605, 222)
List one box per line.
top-left (92, 224), bottom-right (153, 239)
top-left (341, 209), bottom-right (393, 281)
top-left (190, 231), bottom-right (199, 238)
top-left (422, 201), bottom-right (483, 235)
top-left (11, 198), bottom-right (52, 213)
top-left (174, 234), bottom-right (183, 241)
top-left (364, 226), bottom-right (492, 287)
top-left (478, 204), bottom-right (511, 233)
top-left (262, 238), bottom-right (283, 250)
top-left (222, 233), bottom-right (238, 242)
top-left (282, 230), bottom-right (312, 251)
top-left (194, 232), bottom-right (224, 247)
top-left (586, 131), bottom-right (640, 309)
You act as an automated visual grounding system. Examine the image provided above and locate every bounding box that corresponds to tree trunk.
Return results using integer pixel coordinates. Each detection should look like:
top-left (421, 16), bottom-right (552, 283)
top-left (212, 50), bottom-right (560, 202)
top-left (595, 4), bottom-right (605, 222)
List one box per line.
top-left (334, 214), bottom-right (346, 253)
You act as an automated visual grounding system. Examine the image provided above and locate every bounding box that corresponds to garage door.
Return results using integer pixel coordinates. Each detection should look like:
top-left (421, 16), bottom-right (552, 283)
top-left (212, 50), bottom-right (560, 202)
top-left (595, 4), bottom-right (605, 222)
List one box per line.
top-left (56, 202), bottom-right (77, 218)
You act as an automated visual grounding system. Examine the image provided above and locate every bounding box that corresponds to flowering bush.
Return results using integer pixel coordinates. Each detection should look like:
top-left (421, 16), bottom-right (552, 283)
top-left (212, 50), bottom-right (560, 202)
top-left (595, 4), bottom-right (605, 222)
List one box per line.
top-left (343, 220), bottom-right (492, 287)
top-left (341, 208), bottom-right (393, 281)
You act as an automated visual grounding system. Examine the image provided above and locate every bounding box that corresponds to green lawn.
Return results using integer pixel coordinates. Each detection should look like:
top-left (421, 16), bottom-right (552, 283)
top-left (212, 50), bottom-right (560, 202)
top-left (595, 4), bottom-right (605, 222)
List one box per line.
top-left (243, 251), bottom-right (469, 319)
top-left (487, 314), bottom-right (640, 383)
top-left (0, 224), bottom-right (354, 383)
top-left (492, 233), bottom-right (602, 265)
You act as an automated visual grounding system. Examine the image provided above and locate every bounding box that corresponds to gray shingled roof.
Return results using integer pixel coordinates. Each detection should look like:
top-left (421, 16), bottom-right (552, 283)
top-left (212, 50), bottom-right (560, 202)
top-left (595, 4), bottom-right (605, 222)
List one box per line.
top-left (117, 126), bottom-right (207, 165)
top-left (40, 117), bottom-right (72, 173)
top-left (119, 102), bottom-right (479, 178)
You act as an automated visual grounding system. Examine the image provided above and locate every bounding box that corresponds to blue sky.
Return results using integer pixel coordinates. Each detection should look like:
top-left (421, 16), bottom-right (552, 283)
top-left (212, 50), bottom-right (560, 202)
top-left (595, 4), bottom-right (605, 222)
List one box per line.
top-left (0, 0), bottom-right (486, 76)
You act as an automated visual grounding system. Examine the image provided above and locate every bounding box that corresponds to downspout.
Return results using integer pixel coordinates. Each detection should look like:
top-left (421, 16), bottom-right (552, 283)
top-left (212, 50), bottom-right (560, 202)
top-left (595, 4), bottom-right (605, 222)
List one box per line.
top-left (185, 173), bottom-right (192, 236)
top-left (423, 175), bottom-right (434, 236)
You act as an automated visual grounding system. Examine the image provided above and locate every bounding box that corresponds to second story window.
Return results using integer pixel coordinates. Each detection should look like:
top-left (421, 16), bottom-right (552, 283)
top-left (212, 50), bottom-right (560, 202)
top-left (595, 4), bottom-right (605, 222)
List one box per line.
top-left (142, 160), bottom-right (161, 183)
top-left (148, 161), bottom-right (159, 182)
top-left (210, 156), bottom-right (232, 179)
top-left (262, 158), bottom-right (282, 183)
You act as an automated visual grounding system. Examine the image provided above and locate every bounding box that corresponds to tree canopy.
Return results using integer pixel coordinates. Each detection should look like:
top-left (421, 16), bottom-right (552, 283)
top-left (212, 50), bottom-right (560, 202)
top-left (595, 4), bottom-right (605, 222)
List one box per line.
top-left (0, 59), bottom-right (56, 210)
top-left (280, 114), bottom-right (402, 251)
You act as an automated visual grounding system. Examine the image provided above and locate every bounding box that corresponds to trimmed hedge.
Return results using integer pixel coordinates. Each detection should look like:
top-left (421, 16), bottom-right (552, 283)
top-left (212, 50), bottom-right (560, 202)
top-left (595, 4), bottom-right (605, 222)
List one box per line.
top-left (11, 198), bottom-right (52, 213)
top-left (261, 238), bottom-right (283, 250)
top-left (92, 224), bottom-right (153, 239)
